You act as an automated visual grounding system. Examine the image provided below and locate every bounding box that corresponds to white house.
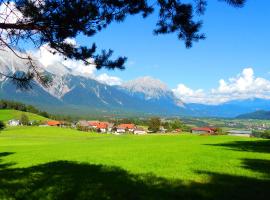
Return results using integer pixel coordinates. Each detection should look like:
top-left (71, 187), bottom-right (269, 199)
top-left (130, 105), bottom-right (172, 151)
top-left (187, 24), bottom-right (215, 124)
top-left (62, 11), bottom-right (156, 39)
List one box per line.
top-left (134, 128), bottom-right (147, 135)
top-left (116, 128), bottom-right (126, 134)
top-left (8, 119), bottom-right (20, 126)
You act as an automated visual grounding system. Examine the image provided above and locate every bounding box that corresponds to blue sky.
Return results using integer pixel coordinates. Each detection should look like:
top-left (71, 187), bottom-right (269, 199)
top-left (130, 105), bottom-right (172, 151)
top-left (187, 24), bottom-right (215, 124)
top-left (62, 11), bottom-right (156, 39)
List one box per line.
top-left (3, 0), bottom-right (269, 104)
top-left (76, 0), bottom-right (270, 91)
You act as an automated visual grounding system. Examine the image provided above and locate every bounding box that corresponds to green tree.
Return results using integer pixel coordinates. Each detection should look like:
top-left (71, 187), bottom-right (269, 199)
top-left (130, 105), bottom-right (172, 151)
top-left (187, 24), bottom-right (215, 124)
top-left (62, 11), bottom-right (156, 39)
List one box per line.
top-left (0, 120), bottom-right (5, 132)
top-left (148, 117), bottom-right (161, 133)
top-left (261, 130), bottom-right (270, 139)
top-left (0, 0), bottom-right (246, 88)
top-left (171, 119), bottom-right (183, 130)
top-left (20, 114), bottom-right (29, 126)
top-left (215, 128), bottom-right (224, 135)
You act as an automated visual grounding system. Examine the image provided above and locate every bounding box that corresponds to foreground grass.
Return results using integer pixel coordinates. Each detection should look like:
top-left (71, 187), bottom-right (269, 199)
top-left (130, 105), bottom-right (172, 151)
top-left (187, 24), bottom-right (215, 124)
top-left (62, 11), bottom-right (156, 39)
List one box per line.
top-left (0, 109), bottom-right (48, 122)
top-left (0, 127), bottom-right (269, 200)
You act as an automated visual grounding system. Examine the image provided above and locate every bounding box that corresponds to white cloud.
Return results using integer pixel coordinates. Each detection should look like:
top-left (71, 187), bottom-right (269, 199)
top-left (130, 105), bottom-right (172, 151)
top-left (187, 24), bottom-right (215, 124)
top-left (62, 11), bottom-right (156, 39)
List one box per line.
top-left (0, 2), bottom-right (22, 24)
top-left (0, 2), bottom-right (23, 43)
top-left (95, 73), bottom-right (123, 86)
top-left (173, 68), bottom-right (270, 104)
top-left (31, 42), bottom-right (122, 85)
top-left (173, 84), bottom-right (208, 104)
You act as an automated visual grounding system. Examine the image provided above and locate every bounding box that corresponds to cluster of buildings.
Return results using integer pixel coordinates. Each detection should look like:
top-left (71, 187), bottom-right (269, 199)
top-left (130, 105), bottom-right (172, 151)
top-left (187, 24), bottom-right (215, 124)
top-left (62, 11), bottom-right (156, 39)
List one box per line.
top-left (191, 126), bottom-right (252, 137)
top-left (45, 120), bottom-right (147, 135)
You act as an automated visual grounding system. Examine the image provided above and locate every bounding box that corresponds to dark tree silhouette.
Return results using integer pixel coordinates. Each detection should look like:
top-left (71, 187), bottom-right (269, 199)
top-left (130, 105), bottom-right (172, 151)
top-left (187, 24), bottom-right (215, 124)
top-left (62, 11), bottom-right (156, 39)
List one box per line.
top-left (0, 0), bottom-right (246, 89)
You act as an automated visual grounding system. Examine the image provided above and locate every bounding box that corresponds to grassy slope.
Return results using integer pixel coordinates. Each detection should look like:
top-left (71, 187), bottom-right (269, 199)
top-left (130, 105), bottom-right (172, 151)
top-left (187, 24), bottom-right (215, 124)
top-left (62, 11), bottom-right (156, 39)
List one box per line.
top-left (0, 127), bottom-right (269, 199)
top-left (0, 109), bottom-right (48, 122)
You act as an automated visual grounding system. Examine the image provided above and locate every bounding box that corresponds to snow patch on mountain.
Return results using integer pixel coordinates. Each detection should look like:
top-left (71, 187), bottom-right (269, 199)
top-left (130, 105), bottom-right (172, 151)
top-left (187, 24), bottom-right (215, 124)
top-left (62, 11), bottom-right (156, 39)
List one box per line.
top-left (122, 76), bottom-right (171, 99)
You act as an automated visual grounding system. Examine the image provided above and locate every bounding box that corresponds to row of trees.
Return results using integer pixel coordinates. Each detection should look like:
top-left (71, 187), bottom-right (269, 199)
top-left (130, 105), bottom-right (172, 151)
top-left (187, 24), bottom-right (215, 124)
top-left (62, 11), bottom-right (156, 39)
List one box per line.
top-left (148, 117), bottom-right (191, 133)
top-left (252, 130), bottom-right (270, 139)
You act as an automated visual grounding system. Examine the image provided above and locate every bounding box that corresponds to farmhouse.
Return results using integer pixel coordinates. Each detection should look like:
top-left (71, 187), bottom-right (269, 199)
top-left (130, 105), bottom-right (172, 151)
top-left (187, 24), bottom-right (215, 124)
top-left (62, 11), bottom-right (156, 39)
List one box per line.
top-left (117, 124), bottom-right (136, 132)
top-left (8, 119), bottom-right (20, 126)
top-left (88, 121), bottom-right (100, 128)
top-left (134, 127), bottom-right (147, 135)
top-left (191, 127), bottom-right (216, 134)
top-left (96, 122), bottom-right (109, 133)
top-left (47, 120), bottom-right (61, 127)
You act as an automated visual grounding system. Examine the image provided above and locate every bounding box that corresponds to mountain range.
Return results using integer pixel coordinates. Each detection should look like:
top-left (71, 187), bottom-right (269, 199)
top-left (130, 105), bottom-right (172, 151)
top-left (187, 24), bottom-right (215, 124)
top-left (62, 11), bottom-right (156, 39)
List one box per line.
top-left (1, 49), bottom-right (270, 118)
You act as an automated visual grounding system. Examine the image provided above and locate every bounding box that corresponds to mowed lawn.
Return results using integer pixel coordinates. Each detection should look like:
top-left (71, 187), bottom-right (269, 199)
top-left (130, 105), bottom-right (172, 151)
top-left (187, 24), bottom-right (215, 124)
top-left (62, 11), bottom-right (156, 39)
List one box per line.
top-left (0, 127), bottom-right (270, 200)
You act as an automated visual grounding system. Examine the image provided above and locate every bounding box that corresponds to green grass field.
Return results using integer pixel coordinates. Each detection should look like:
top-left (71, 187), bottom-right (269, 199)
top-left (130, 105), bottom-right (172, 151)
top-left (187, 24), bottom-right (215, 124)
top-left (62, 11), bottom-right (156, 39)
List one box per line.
top-left (0, 109), bottom-right (48, 122)
top-left (0, 127), bottom-right (269, 200)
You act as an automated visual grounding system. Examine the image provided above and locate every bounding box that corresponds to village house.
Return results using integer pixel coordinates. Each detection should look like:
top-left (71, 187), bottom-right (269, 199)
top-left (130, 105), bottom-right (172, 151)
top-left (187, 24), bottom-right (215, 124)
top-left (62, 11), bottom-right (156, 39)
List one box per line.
top-left (134, 127), bottom-right (147, 135)
top-left (96, 122), bottom-right (109, 133)
top-left (116, 124), bottom-right (136, 133)
top-left (77, 120), bottom-right (89, 127)
top-left (191, 127), bottom-right (216, 134)
top-left (8, 119), bottom-right (20, 126)
top-left (107, 123), bottom-right (114, 132)
top-left (47, 120), bottom-right (62, 127)
top-left (88, 121), bottom-right (100, 129)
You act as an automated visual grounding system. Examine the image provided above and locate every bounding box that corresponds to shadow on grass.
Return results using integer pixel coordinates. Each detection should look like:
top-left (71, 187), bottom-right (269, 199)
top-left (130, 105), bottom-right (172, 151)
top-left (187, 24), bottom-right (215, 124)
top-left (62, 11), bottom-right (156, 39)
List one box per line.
top-left (0, 152), bottom-right (270, 200)
top-left (206, 139), bottom-right (270, 154)
top-left (241, 159), bottom-right (270, 178)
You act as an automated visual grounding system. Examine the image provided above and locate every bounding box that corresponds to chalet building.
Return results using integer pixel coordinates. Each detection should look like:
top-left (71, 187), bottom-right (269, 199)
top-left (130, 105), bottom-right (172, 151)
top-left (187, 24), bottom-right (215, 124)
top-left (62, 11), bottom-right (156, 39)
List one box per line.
top-left (191, 127), bottom-right (216, 134)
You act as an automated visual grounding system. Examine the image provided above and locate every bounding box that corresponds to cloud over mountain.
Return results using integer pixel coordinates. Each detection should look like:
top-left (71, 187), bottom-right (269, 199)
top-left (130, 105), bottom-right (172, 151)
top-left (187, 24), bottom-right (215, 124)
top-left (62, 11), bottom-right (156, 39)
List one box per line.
top-left (173, 68), bottom-right (270, 104)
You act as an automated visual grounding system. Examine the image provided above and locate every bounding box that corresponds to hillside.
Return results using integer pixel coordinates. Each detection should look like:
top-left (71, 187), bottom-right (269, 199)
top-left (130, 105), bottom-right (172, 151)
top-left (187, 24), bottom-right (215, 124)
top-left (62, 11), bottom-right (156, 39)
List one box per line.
top-left (236, 110), bottom-right (270, 120)
top-left (0, 109), bottom-right (48, 122)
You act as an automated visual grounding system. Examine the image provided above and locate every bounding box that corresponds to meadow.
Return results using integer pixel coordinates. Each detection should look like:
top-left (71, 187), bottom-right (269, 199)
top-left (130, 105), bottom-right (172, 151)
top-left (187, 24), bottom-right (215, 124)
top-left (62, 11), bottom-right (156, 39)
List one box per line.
top-left (0, 109), bottom-right (48, 122)
top-left (0, 127), bottom-right (269, 200)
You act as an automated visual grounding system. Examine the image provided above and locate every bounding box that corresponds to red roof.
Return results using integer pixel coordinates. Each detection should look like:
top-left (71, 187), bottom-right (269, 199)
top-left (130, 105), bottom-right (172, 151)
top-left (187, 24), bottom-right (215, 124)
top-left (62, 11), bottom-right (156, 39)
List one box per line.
top-left (192, 127), bottom-right (215, 132)
top-left (88, 121), bottom-right (99, 127)
top-left (96, 122), bottom-right (108, 129)
top-left (117, 124), bottom-right (135, 129)
top-left (89, 121), bottom-right (109, 129)
top-left (47, 121), bottom-right (61, 126)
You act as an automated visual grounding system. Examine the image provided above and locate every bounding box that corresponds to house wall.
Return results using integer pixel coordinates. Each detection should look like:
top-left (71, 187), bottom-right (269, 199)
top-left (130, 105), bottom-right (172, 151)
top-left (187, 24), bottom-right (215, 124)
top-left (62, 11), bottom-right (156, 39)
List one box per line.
top-left (192, 130), bottom-right (209, 134)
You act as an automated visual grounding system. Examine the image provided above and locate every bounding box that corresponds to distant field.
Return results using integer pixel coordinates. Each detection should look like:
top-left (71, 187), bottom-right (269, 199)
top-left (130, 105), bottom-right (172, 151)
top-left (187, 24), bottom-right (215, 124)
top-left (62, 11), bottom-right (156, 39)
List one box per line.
top-left (0, 127), bottom-right (269, 199)
top-left (0, 109), bottom-right (48, 122)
